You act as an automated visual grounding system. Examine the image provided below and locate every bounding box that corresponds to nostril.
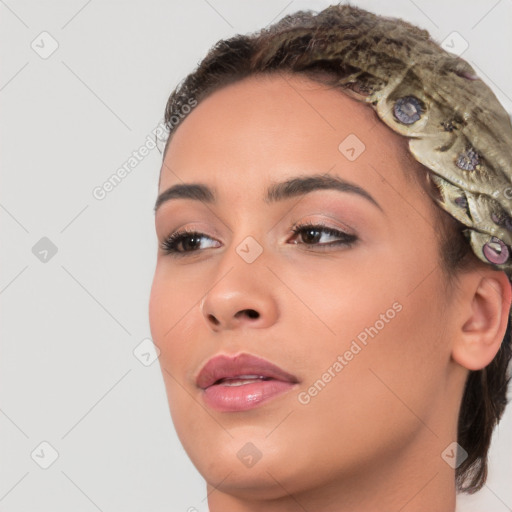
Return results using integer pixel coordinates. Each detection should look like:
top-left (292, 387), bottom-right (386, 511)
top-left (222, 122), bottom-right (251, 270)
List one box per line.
top-left (244, 309), bottom-right (259, 319)
top-left (207, 314), bottom-right (220, 325)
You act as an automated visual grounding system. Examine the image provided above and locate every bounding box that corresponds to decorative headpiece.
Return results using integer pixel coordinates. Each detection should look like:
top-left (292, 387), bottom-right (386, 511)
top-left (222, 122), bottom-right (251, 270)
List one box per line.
top-left (256, 6), bottom-right (512, 278)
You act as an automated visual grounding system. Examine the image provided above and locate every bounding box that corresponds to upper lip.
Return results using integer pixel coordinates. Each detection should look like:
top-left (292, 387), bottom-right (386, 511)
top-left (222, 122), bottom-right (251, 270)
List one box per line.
top-left (196, 353), bottom-right (300, 390)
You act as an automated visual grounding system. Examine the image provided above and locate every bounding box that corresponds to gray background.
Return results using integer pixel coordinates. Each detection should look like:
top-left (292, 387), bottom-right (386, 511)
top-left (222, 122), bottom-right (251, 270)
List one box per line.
top-left (1, 0), bottom-right (511, 510)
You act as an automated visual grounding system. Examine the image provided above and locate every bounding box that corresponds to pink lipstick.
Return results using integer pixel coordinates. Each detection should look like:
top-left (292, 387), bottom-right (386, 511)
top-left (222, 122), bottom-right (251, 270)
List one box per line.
top-left (196, 353), bottom-right (299, 412)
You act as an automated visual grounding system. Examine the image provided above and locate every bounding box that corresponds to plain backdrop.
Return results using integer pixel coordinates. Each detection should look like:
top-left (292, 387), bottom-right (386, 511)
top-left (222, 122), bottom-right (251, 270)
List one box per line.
top-left (1, 1), bottom-right (511, 511)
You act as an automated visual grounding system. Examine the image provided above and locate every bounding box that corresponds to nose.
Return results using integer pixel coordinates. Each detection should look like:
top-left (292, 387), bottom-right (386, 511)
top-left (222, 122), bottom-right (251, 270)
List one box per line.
top-left (199, 266), bottom-right (279, 331)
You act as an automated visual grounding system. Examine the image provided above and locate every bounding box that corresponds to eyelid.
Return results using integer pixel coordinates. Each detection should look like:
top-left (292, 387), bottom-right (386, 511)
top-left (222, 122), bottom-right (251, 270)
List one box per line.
top-left (159, 213), bottom-right (358, 245)
top-left (157, 221), bottom-right (220, 240)
top-left (288, 214), bottom-right (356, 236)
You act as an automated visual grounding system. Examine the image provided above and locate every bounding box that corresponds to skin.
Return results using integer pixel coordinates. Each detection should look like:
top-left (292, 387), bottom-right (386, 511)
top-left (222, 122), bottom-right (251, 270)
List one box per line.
top-left (148, 73), bottom-right (511, 512)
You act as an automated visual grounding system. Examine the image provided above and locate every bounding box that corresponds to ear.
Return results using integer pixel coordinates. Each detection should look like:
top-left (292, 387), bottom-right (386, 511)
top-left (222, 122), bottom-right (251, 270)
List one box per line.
top-left (451, 269), bottom-right (512, 371)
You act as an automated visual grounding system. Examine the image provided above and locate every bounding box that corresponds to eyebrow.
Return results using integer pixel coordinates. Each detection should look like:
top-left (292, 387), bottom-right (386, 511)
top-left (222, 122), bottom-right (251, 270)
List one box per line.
top-left (154, 174), bottom-right (383, 213)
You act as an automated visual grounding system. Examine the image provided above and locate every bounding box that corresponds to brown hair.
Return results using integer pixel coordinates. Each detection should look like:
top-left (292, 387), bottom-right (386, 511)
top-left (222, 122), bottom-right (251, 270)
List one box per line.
top-left (161, 3), bottom-right (512, 494)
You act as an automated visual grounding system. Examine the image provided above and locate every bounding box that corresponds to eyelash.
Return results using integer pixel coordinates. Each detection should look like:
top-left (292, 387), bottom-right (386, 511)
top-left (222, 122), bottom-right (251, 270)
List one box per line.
top-left (159, 222), bottom-right (358, 257)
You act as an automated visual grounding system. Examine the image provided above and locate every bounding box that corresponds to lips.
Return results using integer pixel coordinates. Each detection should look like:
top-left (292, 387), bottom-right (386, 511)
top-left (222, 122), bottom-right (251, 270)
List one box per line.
top-left (195, 353), bottom-right (299, 412)
top-left (196, 353), bottom-right (299, 389)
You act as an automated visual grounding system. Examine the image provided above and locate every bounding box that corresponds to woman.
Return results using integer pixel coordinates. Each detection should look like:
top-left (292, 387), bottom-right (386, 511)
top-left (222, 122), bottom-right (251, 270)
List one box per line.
top-left (149, 4), bottom-right (512, 511)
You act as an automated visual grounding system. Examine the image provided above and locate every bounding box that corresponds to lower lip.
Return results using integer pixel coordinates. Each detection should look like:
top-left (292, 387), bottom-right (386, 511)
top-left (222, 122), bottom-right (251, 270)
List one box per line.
top-left (202, 379), bottom-right (296, 412)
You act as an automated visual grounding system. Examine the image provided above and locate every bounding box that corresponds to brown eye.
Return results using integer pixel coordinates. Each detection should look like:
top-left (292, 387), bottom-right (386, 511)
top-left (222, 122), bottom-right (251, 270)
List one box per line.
top-left (290, 223), bottom-right (357, 248)
top-left (160, 229), bottom-right (219, 256)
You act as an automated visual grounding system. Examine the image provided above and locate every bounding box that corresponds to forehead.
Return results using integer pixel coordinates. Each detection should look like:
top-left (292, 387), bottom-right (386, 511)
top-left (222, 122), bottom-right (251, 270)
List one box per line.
top-left (159, 73), bottom-right (421, 203)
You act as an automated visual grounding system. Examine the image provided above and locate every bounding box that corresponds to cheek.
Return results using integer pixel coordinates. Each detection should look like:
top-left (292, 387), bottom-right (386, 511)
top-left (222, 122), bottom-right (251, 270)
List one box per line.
top-left (278, 294), bottom-right (447, 478)
top-left (148, 266), bottom-right (193, 369)
top-left (149, 264), bottom-right (199, 340)
top-left (149, 269), bottom-right (206, 439)
top-left (148, 267), bottom-right (171, 348)
top-left (292, 247), bottom-right (450, 420)
top-left (149, 263), bottom-right (215, 401)
top-left (339, 280), bottom-right (450, 435)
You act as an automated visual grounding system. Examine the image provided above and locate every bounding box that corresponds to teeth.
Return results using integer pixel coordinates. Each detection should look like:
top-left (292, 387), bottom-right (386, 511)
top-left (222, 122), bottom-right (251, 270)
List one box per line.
top-left (221, 378), bottom-right (265, 387)
top-left (216, 375), bottom-right (272, 386)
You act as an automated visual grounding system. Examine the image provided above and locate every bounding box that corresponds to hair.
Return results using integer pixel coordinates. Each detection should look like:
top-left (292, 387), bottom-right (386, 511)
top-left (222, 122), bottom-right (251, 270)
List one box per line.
top-left (161, 3), bottom-right (512, 494)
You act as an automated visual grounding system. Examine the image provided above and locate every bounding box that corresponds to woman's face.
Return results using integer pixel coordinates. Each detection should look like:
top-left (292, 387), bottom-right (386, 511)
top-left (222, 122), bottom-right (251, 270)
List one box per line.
top-left (149, 73), bottom-right (462, 503)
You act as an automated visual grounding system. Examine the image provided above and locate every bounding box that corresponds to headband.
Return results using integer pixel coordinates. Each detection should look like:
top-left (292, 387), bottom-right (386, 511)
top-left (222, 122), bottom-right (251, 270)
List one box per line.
top-left (279, 8), bottom-right (512, 279)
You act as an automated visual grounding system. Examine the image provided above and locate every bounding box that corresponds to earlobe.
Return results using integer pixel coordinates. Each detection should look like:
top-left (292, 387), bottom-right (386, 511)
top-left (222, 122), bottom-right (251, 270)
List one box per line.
top-left (451, 270), bottom-right (512, 371)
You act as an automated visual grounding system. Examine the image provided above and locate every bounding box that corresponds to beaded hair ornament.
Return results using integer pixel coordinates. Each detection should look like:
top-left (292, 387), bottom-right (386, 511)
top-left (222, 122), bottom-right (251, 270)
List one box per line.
top-left (249, 5), bottom-right (512, 278)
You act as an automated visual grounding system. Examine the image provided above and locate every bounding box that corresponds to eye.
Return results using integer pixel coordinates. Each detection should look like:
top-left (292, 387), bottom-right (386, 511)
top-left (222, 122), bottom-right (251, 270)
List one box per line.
top-left (159, 222), bottom-right (358, 257)
top-left (289, 222), bottom-right (358, 249)
top-left (159, 228), bottom-right (220, 257)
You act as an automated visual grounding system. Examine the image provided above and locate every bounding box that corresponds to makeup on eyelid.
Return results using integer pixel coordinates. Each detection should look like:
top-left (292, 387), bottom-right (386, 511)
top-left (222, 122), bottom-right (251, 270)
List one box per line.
top-left (155, 194), bottom-right (377, 242)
